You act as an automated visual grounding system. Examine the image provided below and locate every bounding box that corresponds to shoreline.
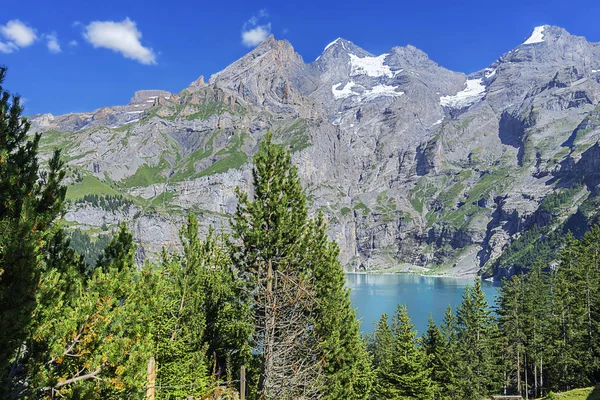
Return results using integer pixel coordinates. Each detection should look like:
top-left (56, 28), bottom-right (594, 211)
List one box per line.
top-left (344, 270), bottom-right (483, 281)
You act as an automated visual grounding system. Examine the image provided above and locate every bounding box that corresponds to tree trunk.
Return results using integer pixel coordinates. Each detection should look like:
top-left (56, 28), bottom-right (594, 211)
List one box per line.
top-left (258, 259), bottom-right (275, 398)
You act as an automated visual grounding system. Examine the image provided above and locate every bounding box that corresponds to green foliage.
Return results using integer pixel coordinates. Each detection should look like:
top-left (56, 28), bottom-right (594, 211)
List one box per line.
top-left (185, 101), bottom-right (227, 121)
top-left (455, 281), bottom-right (502, 399)
top-left (538, 181), bottom-right (583, 216)
top-left (232, 133), bottom-right (372, 399)
top-left (491, 226), bottom-right (562, 274)
top-left (0, 66), bottom-right (68, 393)
top-left (73, 193), bottom-right (133, 212)
top-left (372, 305), bottom-right (433, 399)
top-left (68, 229), bottom-right (112, 272)
top-left (96, 222), bottom-right (135, 272)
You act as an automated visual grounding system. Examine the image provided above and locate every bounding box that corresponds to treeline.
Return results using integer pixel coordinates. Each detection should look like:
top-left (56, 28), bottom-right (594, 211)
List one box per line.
top-left (366, 227), bottom-right (600, 399)
top-left (369, 281), bottom-right (501, 400)
top-left (72, 193), bottom-right (134, 212)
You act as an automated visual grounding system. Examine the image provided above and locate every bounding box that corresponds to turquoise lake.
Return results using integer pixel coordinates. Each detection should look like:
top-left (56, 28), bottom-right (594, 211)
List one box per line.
top-left (346, 273), bottom-right (500, 335)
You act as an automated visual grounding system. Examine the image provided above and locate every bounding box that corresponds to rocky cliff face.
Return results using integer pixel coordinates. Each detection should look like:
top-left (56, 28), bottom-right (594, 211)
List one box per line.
top-left (30, 25), bottom-right (600, 276)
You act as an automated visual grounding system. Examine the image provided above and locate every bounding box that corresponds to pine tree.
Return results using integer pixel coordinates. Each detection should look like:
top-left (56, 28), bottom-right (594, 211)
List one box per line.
top-left (456, 281), bottom-right (502, 399)
top-left (371, 313), bottom-right (395, 399)
top-left (0, 66), bottom-right (67, 392)
top-left (307, 213), bottom-right (372, 400)
top-left (26, 225), bottom-right (158, 398)
top-left (498, 274), bottom-right (527, 396)
top-left (423, 315), bottom-right (452, 400)
top-left (155, 214), bottom-right (253, 399)
top-left (231, 132), bottom-right (322, 399)
top-left (440, 306), bottom-right (460, 399)
top-left (379, 305), bottom-right (433, 400)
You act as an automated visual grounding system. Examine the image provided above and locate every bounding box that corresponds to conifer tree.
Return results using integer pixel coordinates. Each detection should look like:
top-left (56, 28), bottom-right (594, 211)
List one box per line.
top-left (231, 132), bottom-right (322, 399)
top-left (26, 225), bottom-right (158, 398)
top-left (423, 315), bottom-right (452, 400)
top-left (307, 213), bottom-right (372, 400)
top-left (456, 281), bottom-right (502, 399)
top-left (0, 66), bottom-right (67, 392)
top-left (232, 133), bottom-right (373, 399)
top-left (379, 305), bottom-right (433, 400)
top-left (371, 313), bottom-right (395, 399)
top-left (498, 274), bottom-right (527, 396)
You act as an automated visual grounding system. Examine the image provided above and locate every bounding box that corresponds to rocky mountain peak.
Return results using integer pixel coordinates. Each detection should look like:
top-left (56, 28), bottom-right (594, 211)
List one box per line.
top-left (189, 75), bottom-right (206, 87)
top-left (387, 44), bottom-right (438, 69)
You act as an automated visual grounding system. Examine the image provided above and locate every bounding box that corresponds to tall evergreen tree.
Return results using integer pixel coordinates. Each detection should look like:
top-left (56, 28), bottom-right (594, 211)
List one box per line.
top-left (378, 305), bottom-right (433, 400)
top-left (456, 281), bottom-right (502, 399)
top-left (231, 132), bottom-right (322, 399)
top-left (0, 66), bottom-right (67, 392)
top-left (498, 273), bottom-right (527, 396)
top-left (307, 213), bottom-right (372, 400)
top-left (423, 315), bottom-right (452, 400)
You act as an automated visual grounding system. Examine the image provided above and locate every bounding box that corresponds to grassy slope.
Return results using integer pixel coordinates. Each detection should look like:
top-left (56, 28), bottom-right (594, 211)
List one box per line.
top-left (547, 386), bottom-right (600, 400)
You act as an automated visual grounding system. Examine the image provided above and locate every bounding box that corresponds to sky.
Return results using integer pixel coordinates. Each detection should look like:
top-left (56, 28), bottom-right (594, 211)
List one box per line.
top-left (2, 0), bottom-right (600, 116)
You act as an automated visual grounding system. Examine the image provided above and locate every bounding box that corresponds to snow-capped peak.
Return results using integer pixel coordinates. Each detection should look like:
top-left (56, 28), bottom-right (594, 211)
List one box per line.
top-left (523, 26), bottom-right (546, 45)
top-left (324, 38), bottom-right (344, 52)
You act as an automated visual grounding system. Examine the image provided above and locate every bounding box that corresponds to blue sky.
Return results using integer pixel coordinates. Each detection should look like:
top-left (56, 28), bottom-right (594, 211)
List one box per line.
top-left (2, 0), bottom-right (600, 116)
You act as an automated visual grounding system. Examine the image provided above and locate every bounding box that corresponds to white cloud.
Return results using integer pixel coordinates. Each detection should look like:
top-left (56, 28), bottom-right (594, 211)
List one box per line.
top-left (241, 10), bottom-right (271, 47)
top-left (0, 41), bottom-right (17, 53)
top-left (0, 20), bottom-right (37, 53)
top-left (1, 20), bottom-right (37, 47)
top-left (242, 24), bottom-right (271, 47)
top-left (84, 18), bottom-right (156, 64)
top-left (45, 32), bottom-right (61, 53)
top-left (69, 40), bottom-right (78, 46)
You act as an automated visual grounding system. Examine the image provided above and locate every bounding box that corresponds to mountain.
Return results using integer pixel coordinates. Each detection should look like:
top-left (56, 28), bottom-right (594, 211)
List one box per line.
top-left (30, 25), bottom-right (600, 277)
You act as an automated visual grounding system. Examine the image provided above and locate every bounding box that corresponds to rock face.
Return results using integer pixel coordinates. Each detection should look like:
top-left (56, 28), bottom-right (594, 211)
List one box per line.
top-left (30, 25), bottom-right (600, 276)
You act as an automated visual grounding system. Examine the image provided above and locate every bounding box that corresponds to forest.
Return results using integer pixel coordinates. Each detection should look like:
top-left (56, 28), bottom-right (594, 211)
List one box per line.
top-left (1, 65), bottom-right (600, 400)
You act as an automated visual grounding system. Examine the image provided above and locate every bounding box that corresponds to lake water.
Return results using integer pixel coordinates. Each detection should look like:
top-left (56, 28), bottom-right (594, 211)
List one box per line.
top-left (346, 273), bottom-right (500, 335)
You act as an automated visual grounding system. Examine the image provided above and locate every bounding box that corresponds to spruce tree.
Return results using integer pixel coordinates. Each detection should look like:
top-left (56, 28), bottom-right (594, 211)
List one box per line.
top-left (371, 313), bottom-right (395, 399)
top-left (456, 281), bottom-right (502, 399)
top-left (379, 305), bottom-right (433, 400)
top-left (423, 315), bottom-right (452, 400)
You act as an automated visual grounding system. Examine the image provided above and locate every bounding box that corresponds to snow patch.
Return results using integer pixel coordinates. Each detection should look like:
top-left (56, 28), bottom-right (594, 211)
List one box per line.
top-left (484, 68), bottom-right (497, 78)
top-left (146, 100), bottom-right (155, 103)
top-left (433, 119), bottom-right (443, 126)
top-left (363, 84), bottom-right (404, 101)
top-left (523, 26), bottom-right (545, 45)
top-left (349, 53), bottom-right (394, 78)
top-left (332, 81), bottom-right (358, 99)
top-left (126, 111), bottom-right (143, 114)
top-left (164, 96), bottom-right (169, 100)
top-left (125, 118), bottom-right (140, 125)
top-left (592, 69), bottom-right (599, 73)
top-left (439, 78), bottom-right (486, 108)
top-left (148, 96), bottom-right (158, 99)
top-left (332, 81), bottom-right (404, 101)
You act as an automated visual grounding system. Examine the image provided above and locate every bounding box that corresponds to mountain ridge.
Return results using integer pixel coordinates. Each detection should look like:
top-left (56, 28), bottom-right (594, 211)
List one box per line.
top-left (29, 24), bottom-right (600, 277)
